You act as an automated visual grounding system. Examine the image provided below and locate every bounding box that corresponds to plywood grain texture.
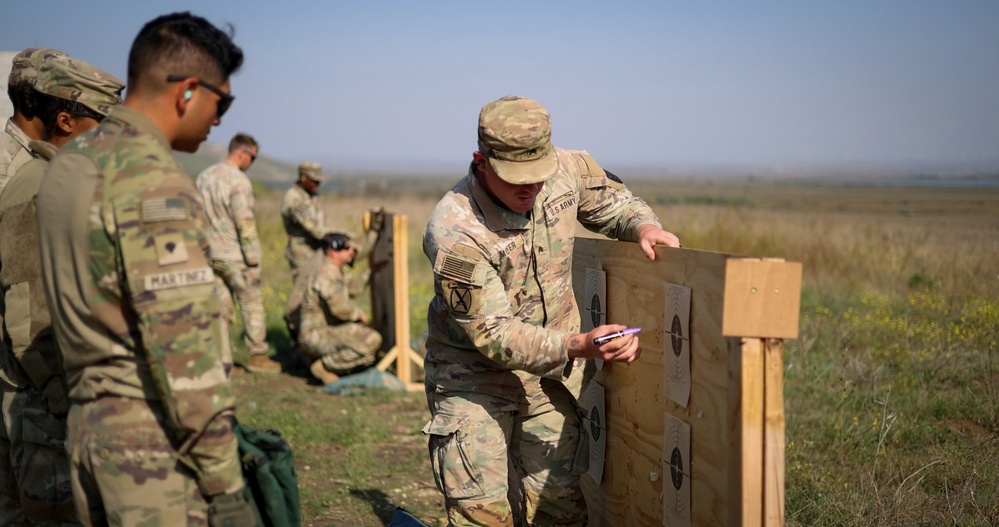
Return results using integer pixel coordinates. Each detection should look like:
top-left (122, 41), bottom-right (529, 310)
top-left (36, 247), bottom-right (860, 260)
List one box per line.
top-left (572, 239), bottom-right (799, 526)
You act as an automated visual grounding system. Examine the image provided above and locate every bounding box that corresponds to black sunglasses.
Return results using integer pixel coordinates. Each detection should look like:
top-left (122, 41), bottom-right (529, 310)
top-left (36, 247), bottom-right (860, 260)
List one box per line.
top-left (166, 75), bottom-right (235, 118)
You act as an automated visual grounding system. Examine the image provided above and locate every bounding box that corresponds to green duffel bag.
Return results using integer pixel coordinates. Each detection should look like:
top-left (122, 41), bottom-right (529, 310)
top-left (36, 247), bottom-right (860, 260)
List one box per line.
top-left (234, 423), bottom-right (301, 527)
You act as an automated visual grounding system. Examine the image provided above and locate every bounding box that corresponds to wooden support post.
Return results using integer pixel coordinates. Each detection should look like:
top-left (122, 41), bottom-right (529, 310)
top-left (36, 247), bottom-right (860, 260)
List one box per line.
top-left (371, 213), bottom-right (423, 391)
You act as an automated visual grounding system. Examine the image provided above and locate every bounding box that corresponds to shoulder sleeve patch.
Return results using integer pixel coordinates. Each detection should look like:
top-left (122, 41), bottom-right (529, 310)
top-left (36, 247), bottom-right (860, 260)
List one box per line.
top-left (141, 197), bottom-right (188, 222)
top-left (434, 244), bottom-right (485, 286)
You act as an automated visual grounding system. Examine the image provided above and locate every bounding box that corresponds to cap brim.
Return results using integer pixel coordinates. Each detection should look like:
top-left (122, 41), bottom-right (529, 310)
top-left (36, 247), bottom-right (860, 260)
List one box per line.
top-left (488, 145), bottom-right (558, 185)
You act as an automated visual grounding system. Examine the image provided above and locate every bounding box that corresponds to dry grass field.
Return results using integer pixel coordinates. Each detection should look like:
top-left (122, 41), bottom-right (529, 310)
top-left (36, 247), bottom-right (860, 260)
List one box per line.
top-left (229, 173), bottom-right (998, 526)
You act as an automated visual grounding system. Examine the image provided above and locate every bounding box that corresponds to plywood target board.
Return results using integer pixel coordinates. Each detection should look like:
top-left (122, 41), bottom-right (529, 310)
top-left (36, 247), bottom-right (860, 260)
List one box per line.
top-left (572, 239), bottom-right (800, 527)
top-left (368, 210), bottom-right (396, 356)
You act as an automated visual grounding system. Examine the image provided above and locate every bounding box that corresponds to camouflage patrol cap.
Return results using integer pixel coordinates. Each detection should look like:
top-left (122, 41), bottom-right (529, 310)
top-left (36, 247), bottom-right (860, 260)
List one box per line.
top-left (34, 54), bottom-right (124, 117)
top-left (477, 95), bottom-right (558, 185)
top-left (299, 161), bottom-right (325, 182)
top-left (8, 48), bottom-right (68, 86)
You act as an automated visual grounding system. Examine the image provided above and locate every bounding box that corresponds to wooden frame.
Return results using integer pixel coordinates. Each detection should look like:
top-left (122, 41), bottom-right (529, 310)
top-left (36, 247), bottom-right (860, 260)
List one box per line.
top-left (572, 239), bottom-right (800, 527)
top-left (367, 211), bottom-right (423, 391)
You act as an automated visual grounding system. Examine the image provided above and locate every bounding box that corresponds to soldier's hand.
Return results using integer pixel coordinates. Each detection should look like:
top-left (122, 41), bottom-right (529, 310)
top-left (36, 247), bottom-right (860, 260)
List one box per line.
top-left (636, 224), bottom-right (680, 261)
top-left (41, 376), bottom-right (70, 415)
top-left (244, 265), bottom-right (262, 286)
top-left (208, 489), bottom-right (258, 527)
top-left (368, 208), bottom-right (386, 233)
top-left (568, 324), bottom-right (642, 364)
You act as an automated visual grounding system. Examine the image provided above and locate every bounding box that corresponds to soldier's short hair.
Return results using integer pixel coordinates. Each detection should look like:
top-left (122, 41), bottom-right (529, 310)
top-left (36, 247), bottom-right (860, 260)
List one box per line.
top-left (127, 12), bottom-right (243, 92)
top-left (7, 81), bottom-right (38, 118)
top-left (228, 132), bottom-right (258, 154)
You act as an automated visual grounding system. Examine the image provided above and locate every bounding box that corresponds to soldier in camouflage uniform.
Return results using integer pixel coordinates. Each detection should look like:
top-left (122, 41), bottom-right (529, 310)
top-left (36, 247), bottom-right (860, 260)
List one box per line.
top-left (281, 161), bottom-right (329, 280)
top-left (283, 223), bottom-right (380, 346)
top-left (1, 49), bottom-right (62, 195)
top-left (35, 13), bottom-right (254, 526)
top-left (422, 96), bottom-right (680, 527)
top-left (0, 46), bottom-right (69, 527)
top-left (298, 233), bottom-right (381, 384)
top-left (0, 51), bottom-right (124, 527)
top-left (196, 133), bottom-right (281, 374)
top-left (0, 47), bottom-right (41, 527)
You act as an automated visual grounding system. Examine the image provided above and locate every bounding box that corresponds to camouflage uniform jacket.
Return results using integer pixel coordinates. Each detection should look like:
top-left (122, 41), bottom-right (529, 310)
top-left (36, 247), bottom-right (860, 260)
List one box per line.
top-left (0, 119), bottom-right (34, 195)
top-left (281, 183), bottom-right (327, 255)
top-left (422, 148), bottom-right (661, 400)
top-left (196, 160), bottom-right (261, 265)
top-left (0, 140), bottom-right (66, 408)
top-left (299, 257), bottom-right (370, 335)
top-left (36, 106), bottom-right (242, 496)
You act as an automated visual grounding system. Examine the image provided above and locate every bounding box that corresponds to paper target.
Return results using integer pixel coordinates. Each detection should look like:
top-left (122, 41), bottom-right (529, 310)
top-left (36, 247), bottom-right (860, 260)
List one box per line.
top-left (583, 267), bottom-right (607, 332)
top-left (584, 267), bottom-right (607, 370)
top-left (582, 381), bottom-right (607, 485)
top-left (664, 283), bottom-right (692, 407)
top-left (663, 413), bottom-right (691, 527)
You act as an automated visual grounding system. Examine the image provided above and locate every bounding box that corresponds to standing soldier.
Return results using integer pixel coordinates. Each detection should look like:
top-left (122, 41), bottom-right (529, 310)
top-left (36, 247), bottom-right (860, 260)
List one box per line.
top-left (0, 45), bottom-right (49, 527)
top-left (281, 161), bottom-right (329, 280)
top-left (36, 13), bottom-right (254, 526)
top-left (1, 48), bottom-right (59, 194)
top-left (421, 96), bottom-right (680, 526)
top-left (297, 233), bottom-right (381, 384)
top-left (0, 51), bottom-right (123, 527)
top-left (196, 133), bottom-right (281, 374)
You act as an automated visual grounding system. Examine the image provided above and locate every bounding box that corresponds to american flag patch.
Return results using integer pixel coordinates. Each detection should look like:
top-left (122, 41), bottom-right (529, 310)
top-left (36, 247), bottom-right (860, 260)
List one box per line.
top-left (440, 253), bottom-right (475, 283)
top-left (141, 198), bottom-right (187, 222)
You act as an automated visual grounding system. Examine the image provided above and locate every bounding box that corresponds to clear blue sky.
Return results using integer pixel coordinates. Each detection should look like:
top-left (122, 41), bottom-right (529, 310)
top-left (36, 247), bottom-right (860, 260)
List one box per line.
top-left (3, 0), bottom-right (998, 174)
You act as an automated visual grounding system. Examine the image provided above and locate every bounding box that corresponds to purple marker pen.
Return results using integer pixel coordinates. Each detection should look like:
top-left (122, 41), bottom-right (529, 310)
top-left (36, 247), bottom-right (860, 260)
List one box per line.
top-left (592, 327), bottom-right (642, 345)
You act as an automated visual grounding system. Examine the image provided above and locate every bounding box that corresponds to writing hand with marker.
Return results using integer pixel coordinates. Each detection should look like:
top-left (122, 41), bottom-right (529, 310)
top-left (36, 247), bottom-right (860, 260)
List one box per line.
top-left (567, 324), bottom-right (642, 364)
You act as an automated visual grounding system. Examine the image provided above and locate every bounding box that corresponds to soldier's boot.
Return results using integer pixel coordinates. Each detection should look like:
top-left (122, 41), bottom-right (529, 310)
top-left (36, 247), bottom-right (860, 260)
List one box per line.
top-left (246, 354), bottom-right (282, 374)
top-left (309, 360), bottom-right (340, 385)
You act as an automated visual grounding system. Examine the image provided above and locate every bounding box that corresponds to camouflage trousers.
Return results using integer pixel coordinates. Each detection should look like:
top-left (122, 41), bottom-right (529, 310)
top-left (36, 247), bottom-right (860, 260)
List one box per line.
top-left (299, 323), bottom-right (381, 375)
top-left (66, 396), bottom-right (210, 526)
top-left (212, 259), bottom-right (269, 357)
top-left (1, 384), bottom-right (77, 526)
top-left (423, 381), bottom-right (589, 527)
top-left (0, 385), bottom-right (29, 527)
